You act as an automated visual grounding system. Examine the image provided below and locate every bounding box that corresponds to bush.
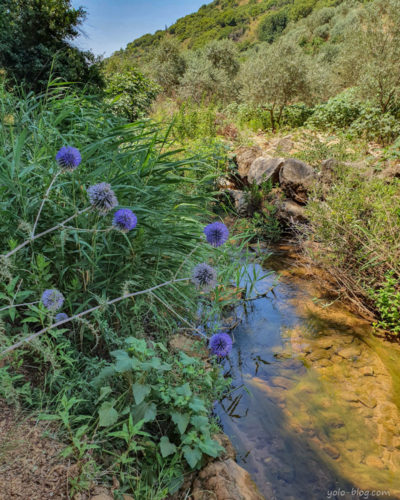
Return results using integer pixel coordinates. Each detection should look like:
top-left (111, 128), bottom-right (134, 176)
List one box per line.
top-left (369, 273), bottom-right (400, 335)
top-left (257, 9), bottom-right (288, 43)
top-left (0, 84), bottom-right (244, 497)
top-left (104, 68), bottom-right (160, 121)
top-left (306, 164), bottom-right (400, 325)
top-left (307, 88), bottom-right (362, 130)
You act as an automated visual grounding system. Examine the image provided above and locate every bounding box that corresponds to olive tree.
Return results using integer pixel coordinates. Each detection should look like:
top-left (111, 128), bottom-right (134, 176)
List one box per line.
top-left (150, 39), bottom-right (186, 96)
top-left (179, 39), bottom-right (240, 103)
top-left (336, 0), bottom-right (400, 113)
top-left (240, 39), bottom-right (314, 129)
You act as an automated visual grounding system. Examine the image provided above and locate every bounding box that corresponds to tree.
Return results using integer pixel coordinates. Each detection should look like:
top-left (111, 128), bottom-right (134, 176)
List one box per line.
top-left (104, 67), bottom-right (159, 121)
top-left (149, 39), bottom-right (186, 96)
top-left (179, 39), bottom-right (240, 103)
top-left (257, 9), bottom-right (288, 43)
top-left (335, 0), bottom-right (400, 113)
top-left (240, 39), bottom-right (314, 130)
top-left (0, 0), bottom-right (103, 92)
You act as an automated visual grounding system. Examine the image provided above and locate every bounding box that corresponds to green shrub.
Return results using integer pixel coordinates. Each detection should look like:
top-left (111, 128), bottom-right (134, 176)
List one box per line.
top-left (307, 89), bottom-right (362, 130)
top-left (369, 273), bottom-right (400, 334)
top-left (348, 107), bottom-right (400, 145)
top-left (257, 9), bottom-right (288, 43)
top-left (306, 164), bottom-right (400, 327)
top-left (282, 103), bottom-right (314, 128)
top-left (0, 83), bottom-right (243, 497)
top-left (104, 68), bottom-right (159, 121)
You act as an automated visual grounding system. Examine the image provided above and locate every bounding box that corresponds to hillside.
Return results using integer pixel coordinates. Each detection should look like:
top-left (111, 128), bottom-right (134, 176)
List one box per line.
top-left (108, 0), bottom-right (350, 66)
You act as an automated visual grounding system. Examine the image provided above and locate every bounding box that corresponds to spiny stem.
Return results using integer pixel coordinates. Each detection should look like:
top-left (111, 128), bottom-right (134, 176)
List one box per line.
top-left (5, 207), bottom-right (91, 259)
top-left (31, 171), bottom-right (60, 238)
top-left (0, 301), bottom-right (39, 313)
top-left (1, 277), bottom-right (190, 357)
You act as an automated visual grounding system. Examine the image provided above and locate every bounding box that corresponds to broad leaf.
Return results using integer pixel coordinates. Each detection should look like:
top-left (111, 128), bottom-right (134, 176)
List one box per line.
top-left (171, 412), bottom-right (190, 434)
top-left (132, 383), bottom-right (151, 404)
top-left (183, 445), bottom-right (202, 468)
top-left (160, 436), bottom-right (177, 457)
top-left (98, 401), bottom-right (119, 427)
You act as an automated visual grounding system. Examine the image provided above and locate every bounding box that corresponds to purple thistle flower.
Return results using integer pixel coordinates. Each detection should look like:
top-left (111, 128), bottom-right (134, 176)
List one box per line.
top-left (56, 146), bottom-right (81, 170)
top-left (41, 289), bottom-right (64, 312)
top-left (113, 208), bottom-right (137, 232)
top-left (192, 263), bottom-right (217, 291)
top-left (204, 222), bottom-right (229, 248)
top-left (209, 333), bottom-right (232, 357)
top-left (55, 312), bottom-right (69, 323)
top-left (87, 182), bottom-right (118, 214)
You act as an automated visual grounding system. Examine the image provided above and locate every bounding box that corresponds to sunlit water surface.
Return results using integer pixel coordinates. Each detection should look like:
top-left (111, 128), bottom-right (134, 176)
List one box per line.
top-left (215, 246), bottom-right (400, 500)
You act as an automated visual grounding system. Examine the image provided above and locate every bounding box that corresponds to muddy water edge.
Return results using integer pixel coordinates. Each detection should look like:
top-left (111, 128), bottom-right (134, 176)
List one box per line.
top-left (215, 242), bottom-right (400, 500)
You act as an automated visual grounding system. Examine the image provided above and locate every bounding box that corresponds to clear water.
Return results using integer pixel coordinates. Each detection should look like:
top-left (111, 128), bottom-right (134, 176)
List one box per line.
top-left (215, 247), bottom-right (400, 500)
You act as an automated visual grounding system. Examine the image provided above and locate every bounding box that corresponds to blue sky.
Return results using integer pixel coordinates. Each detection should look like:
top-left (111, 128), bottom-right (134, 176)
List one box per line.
top-left (71, 0), bottom-right (207, 57)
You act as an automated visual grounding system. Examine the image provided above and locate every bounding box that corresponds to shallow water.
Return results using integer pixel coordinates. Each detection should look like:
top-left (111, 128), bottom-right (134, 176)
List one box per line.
top-left (216, 245), bottom-right (400, 500)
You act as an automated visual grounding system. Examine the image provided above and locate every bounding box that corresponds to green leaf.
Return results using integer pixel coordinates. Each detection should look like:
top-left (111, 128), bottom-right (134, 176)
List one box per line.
top-left (198, 438), bottom-right (223, 458)
top-left (168, 474), bottom-right (184, 495)
top-left (189, 397), bottom-right (206, 413)
top-left (98, 401), bottom-right (119, 427)
top-left (132, 383), bottom-right (151, 404)
top-left (175, 383), bottom-right (192, 398)
top-left (183, 445), bottom-right (202, 468)
top-left (171, 412), bottom-right (190, 434)
top-left (179, 352), bottom-right (197, 366)
top-left (190, 415), bottom-right (209, 432)
top-left (97, 386), bottom-right (112, 403)
top-left (160, 436), bottom-right (177, 458)
top-left (111, 350), bottom-right (137, 372)
top-left (144, 403), bottom-right (157, 422)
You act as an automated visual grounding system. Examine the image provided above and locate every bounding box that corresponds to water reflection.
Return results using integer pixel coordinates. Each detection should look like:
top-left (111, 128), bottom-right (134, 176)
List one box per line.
top-left (215, 250), bottom-right (400, 500)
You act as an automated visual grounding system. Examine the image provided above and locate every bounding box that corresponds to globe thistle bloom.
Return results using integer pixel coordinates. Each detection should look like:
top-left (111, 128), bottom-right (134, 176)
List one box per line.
top-left (55, 312), bottom-right (69, 323)
top-left (192, 263), bottom-right (217, 291)
top-left (87, 182), bottom-right (118, 215)
top-left (204, 222), bottom-right (229, 248)
top-left (209, 333), bottom-right (233, 357)
top-left (56, 146), bottom-right (81, 170)
top-left (113, 208), bottom-right (137, 232)
top-left (41, 289), bottom-right (64, 312)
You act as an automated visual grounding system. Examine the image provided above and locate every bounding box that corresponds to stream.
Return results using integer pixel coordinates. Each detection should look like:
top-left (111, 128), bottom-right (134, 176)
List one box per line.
top-left (216, 243), bottom-right (400, 500)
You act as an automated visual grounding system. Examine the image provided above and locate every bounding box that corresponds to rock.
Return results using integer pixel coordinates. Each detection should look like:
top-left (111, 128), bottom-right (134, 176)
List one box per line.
top-left (235, 146), bottom-right (263, 180)
top-left (359, 366), bottom-right (375, 377)
top-left (191, 459), bottom-right (265, 500)
top-left (275, 135), bottom-right (294, 153)
top-left (322, 444), bottom-right (340, 460)
top-left (248, 157), bottom-right (285, 186)
top-left (379, 163), bottom-right (400, 180)
top-left (276, 199), bottom-right (307, 224)
top-left (307, 349), bottom-right (331, 362)
top-left (225, 189), bottom-right (253, 217)
top-left (336, 345), bottom-right (361, 359)
top-left (213, 433), bottom-right (236, 460)
top-left (169, 334), bottom-right (205, 358)
top-left (270, 376), bottom-right (293, 390)
top-left (217, 176), bottom-right (236, 190)
top-left (315, 337), bottom-right (334, 350)
top-left (90, 495), bottom-right (113, 500)
top-left (321, 158), bottom-right (338, 173)
top-left (365, 456), bottom-right (386, 469)
top-left (279, 159), bottom-right (316, 204)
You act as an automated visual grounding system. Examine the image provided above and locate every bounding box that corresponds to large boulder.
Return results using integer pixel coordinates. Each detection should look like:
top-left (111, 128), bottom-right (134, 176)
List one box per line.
top-left (191, 459), bottom-right (266, 500)
top-left (248, 157), bottom-right (285, 186)
top-left (274, 199), bottom-right (308, 225)
top-left (235, 146), bottom-right (263, 180)
top-left (279, 158), bottom-right (316, 204)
